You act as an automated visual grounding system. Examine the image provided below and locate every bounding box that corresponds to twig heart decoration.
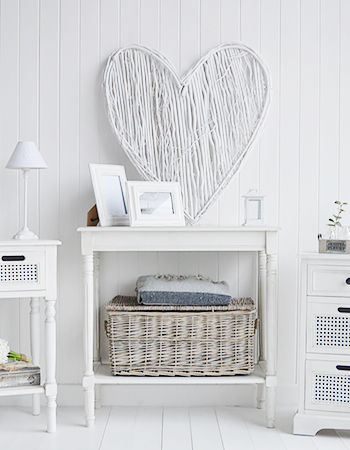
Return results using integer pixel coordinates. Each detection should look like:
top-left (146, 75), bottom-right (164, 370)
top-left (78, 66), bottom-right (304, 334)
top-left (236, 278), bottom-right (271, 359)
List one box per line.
top-left (103, 44), bottom-right (271, 224)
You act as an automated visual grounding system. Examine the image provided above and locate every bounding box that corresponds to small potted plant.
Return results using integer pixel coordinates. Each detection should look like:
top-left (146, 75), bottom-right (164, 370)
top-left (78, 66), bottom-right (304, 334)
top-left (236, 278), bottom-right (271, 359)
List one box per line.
top-left (328, 200), bottom-right (347, 239)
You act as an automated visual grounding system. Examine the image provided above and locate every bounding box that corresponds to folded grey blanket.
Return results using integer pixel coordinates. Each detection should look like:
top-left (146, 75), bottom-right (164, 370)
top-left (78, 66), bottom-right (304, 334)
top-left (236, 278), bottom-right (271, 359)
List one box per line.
top-left (136, 275), bottom-right (232, 306)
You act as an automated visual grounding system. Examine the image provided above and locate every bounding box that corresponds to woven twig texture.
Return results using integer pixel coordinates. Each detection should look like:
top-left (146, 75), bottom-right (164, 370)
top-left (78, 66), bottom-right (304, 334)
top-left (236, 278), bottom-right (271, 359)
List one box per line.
top-left (103, 44), bottom-right (271, 224)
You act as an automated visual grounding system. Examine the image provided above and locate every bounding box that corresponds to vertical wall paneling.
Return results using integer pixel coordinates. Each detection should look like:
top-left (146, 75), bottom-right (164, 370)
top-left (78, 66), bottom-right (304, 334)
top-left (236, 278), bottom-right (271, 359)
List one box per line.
top-left (198, 251), bottom-right (219, 281)
top-left (339, 0), bottom-right (350, 219)
top-left (139, 0), bottom-right (159, 50)
top-left (138, 251), bottom-right (159, 279)
top-left (0, 0), bottom-right (20, 353)
top-left (318, 0), bottom-right (340, 237)
top-left (178, 252), bottom-right (199, 278)
top-left (198, 0), bottom-right (221, 226)
top-left (259, 0), bottom-right (279, 227)
top-left (80, 0), bottom-right (101, 225)
top-left (159, 0), bottom-right (180, 71)
top-left (238, 0), bottom-right (261, 204)
top-left (157, 252), bottom-right (180, 277)
top-left (218, 252), bottom-right (239, 299)
top-left (59, 0), bottom-right (82, 383)
top-left (278, 0), bottom-right (300, 384)
top-left (99, 0), bottom-right (124, 165)
top-left (298, 0), bottom-right (320, 253)
top-left (217, 0), bottom-right (241, 290)
top-left (38, 0), bottom-right (60, 379)
top-left (39, 0), bottom-right (60, 241)
top-left (237, 0), bottom-right (261, 299)
top-left (18, 0), bottom-right (40, 357)
top-left (19, 0), bottom-right (39, 236)
top-left (217, 1), bottom-right (241, 228)
top-left (179, 0), bottom-right (200, 76)
top-left (120, 0), bottom-right (139, 46)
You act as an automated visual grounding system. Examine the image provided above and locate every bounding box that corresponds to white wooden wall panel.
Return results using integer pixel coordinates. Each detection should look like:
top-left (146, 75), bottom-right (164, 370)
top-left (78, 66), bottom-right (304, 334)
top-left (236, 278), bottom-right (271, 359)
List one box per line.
top-left (318, 0), bottom-right (340, 237)
top-left (0, 0), bottom-right (348, 405)
top-left (18, 0), bottom-right (40, 358)
top-left (339, 0), bottom-right (350, 225)
top-left (58, 0), bottom-right (82, 384)
top-left (298, 0), bottom-right (320, 254)
top-left (159, 0), bottom-right (179, 71)
top-left (278, 0), bottom-right (300, 385)
top-left (0, 0), bottom-right (20, 356)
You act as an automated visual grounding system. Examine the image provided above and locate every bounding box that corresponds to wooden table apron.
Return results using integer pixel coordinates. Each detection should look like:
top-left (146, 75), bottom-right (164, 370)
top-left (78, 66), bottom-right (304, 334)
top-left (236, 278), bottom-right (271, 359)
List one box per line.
top-left (78, 227), bottom-right (278, 428)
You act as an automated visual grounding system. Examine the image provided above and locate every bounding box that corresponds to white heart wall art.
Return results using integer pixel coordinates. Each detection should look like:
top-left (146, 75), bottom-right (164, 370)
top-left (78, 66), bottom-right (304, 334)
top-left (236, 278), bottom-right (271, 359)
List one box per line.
top-left (103, 43), bottom-right (271, 224)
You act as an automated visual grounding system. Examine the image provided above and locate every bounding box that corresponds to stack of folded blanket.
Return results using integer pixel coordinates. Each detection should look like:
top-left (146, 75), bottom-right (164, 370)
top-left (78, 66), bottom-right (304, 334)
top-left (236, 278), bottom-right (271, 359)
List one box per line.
top-left (136, 274), bottom-right (232, 306)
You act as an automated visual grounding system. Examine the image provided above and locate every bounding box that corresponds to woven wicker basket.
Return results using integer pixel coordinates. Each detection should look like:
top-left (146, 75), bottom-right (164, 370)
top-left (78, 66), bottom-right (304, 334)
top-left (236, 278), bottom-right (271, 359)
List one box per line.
top-left (105, 296), bottom-right (257, 376)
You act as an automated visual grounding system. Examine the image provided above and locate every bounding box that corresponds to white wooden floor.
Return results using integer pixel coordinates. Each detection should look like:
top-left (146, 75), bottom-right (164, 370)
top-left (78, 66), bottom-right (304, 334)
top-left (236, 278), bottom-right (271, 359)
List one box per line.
top-left (1, 405), bottom-right (350, 450)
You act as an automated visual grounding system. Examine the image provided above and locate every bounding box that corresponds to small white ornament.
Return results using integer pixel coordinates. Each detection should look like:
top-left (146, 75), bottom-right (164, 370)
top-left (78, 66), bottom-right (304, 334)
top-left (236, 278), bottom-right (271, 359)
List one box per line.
top-left (243, 189), bottom-right (265, 226)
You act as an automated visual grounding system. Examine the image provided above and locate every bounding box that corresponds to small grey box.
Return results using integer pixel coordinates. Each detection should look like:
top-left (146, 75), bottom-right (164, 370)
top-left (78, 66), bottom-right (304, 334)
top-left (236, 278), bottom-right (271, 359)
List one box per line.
top-left (0, 363), bottom-right (40, 388)
top-left (319, 239), bottom-right (350, 254)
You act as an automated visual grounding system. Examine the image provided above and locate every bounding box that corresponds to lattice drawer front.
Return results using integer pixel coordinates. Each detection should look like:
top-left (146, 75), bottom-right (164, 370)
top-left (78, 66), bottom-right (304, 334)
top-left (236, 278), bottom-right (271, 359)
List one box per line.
top-left (313, 373), bottom-right (350, 405)
top-left (0, 252), bottom-right (45, 291)
top-left (305, 360), bottom-right (350, 413)
top-left (307, 302), bottom-right (350, 354)
top-left (0, 263), bottom-right (38, 283)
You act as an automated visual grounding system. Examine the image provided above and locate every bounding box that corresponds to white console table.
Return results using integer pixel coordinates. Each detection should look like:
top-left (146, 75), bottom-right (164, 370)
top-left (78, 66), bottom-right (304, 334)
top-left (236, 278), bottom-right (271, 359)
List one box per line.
top-left (78, 226), bottom-right (278, 428)
top-left (0, 240), bottom-right (61, 433)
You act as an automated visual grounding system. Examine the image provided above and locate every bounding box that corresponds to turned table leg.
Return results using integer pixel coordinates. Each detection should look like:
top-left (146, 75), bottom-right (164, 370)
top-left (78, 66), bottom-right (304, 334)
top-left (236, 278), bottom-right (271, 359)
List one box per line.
top-left (45, 296), bottom-right (57, 433)
top-left (83, 254), bottom-right (95, 427)
top-left (30, 297), bottom-right (41, 416)
top-left (266, 252), bottom-right (277, 428)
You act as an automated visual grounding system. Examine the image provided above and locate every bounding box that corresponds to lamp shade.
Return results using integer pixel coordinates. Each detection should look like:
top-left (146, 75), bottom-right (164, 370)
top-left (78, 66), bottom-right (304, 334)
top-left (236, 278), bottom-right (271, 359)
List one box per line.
top-left (6, 141), bottom-right (47, 169)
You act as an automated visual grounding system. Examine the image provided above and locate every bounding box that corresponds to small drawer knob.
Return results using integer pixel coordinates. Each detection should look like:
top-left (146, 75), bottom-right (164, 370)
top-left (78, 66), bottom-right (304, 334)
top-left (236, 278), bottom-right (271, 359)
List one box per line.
top-left (346, 278), bottom-right (350, 285)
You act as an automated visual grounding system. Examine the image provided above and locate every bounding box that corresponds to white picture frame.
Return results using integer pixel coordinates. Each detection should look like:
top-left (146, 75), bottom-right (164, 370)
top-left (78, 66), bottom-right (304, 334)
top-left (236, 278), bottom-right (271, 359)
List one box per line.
top-left (127, 181), bottom-right (185, 227)
top-left (89, 163), bottom-right (129, 226)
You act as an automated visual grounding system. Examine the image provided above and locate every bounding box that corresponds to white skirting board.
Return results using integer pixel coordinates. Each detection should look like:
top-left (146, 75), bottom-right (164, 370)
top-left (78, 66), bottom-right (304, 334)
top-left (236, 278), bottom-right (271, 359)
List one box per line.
top-left (0, 384), bottom-right (298, 408)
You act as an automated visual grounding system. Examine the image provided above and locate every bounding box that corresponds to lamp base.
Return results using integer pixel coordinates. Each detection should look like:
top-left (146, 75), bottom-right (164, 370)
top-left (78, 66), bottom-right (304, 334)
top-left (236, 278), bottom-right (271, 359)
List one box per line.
top-left (13, 227), bottom-right (38, 240)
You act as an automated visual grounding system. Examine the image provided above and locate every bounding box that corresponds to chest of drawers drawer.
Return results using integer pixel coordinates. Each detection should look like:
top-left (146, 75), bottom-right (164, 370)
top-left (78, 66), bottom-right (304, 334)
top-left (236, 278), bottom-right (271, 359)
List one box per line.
top-left (306, 299), bottom-right (350, 355)
top-left (307, 265), bottom-right (350, 297)
top-left (305, 359), bottom-right (350, 414)
top-left (0, 251), bottom-right (46, 291)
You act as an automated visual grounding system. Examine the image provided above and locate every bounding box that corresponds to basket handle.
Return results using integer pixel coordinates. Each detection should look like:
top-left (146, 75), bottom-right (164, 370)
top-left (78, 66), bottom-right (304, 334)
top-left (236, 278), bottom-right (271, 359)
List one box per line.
top-left (254, 318), bottom-right (259, 333)
top-left (104, 320), bottom-right (110, 338)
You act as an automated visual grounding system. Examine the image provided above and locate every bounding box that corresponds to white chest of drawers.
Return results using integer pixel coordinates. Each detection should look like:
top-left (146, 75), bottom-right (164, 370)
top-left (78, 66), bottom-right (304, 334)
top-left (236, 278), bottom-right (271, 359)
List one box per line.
top-left (293, 254), bottom-right (350, 435)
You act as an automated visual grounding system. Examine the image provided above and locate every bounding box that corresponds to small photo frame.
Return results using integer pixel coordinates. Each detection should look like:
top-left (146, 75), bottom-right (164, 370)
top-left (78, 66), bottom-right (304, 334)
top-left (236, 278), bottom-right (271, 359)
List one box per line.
top-left (89, 163), bottom-right (129, 226)
top-left (127, 181), bottom-right (185, 227)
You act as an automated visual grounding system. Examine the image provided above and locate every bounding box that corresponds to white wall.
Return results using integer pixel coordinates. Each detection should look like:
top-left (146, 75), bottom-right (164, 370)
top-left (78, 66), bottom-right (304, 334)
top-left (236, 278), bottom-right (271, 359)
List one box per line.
top-left (1, 0), bottom-right (349, 407)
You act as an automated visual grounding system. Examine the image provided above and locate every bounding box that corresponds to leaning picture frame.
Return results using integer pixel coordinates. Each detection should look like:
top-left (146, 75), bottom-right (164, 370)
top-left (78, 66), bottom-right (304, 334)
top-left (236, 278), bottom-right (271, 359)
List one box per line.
top-left (127, 181), bottom-right (185, 227)
top-left (89, 163), bottom-right (129, 226)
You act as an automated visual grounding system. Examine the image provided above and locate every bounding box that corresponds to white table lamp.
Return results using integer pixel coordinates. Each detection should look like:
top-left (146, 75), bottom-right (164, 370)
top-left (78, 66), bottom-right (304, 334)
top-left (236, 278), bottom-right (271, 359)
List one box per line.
top-left (6, 141), bottom-right (47, 240)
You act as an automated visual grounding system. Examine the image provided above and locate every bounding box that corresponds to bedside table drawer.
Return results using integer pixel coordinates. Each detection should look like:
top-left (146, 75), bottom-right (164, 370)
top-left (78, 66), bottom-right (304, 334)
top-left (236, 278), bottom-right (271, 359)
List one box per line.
top-left (305, 359), bottom-right (350, 413)
top-left (0, 251), bottom-right (45, 291)
top-left (307, 302), bottom-right (350, 354)
top-left (307, 265), bottom-right (350, 297)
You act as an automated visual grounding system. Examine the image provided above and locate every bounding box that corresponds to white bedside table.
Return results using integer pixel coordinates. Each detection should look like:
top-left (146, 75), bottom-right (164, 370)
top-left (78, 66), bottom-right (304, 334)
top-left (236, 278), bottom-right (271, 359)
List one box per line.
top-left (0, 240), bottom-right (61, 433)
